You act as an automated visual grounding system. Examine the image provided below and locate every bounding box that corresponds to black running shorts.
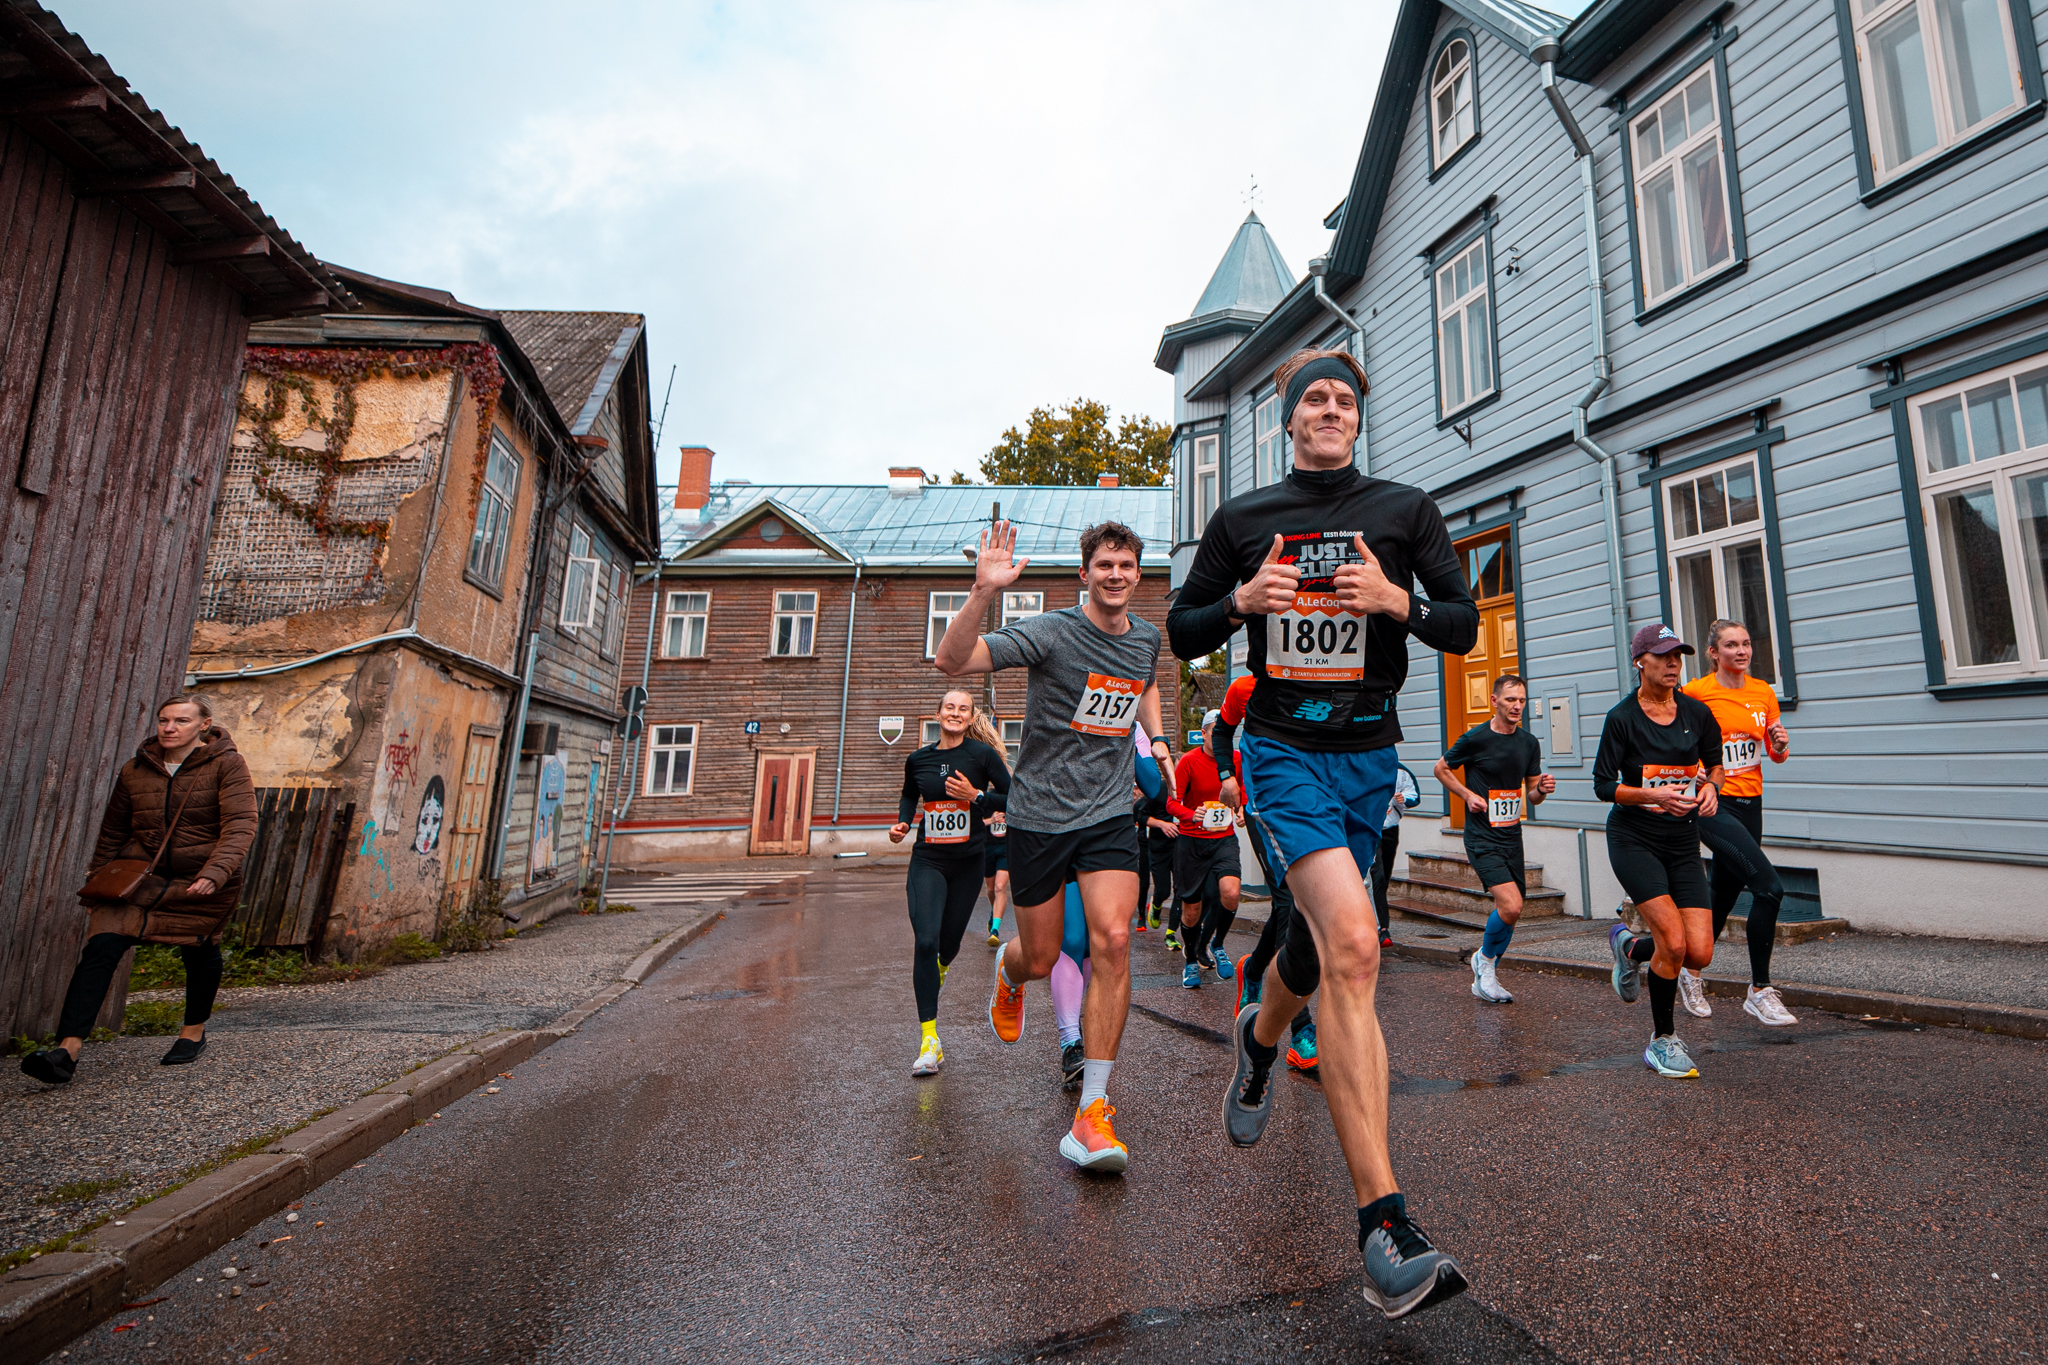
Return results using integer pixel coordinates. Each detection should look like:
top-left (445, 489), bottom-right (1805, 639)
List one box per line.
top-left (1605, 815), bottom-right (1710, 909)
top-left (1172, 832), bottom-right (1242, 903)
top-left (1461, 828), bottom-right (1526, 894)
top-left (1009, 815), bottom-right (1140, 908)
top-left (982, 837), bottom-right (1008, 879)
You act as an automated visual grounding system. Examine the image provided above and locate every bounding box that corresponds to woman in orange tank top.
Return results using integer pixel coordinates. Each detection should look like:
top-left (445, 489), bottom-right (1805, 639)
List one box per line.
top-left (1681, 620), bottom-right (1797, 1027)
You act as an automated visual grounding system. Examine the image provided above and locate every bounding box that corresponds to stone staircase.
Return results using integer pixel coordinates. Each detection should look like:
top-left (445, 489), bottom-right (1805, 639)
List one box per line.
top-left (1387, 847), bottom-right (1569, 929)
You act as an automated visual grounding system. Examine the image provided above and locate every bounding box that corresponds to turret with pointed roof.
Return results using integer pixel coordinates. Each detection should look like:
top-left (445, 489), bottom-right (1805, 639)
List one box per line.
top-left (1154, 211), bottom-right (1296, 377)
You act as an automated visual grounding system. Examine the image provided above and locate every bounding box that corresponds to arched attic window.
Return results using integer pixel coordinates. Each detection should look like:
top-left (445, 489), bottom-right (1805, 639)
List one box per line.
top-left (1431, 34), bottom-right (1477, 170)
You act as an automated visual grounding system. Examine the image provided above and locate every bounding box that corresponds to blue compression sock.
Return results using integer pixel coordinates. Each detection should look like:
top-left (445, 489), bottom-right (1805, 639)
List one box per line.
top-left (1481, 910), bottom-right (1513, 960)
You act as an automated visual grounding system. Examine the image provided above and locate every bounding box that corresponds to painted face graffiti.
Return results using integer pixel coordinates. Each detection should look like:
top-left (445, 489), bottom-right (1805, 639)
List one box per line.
top-left (415, 775), bottom-right (446, 855)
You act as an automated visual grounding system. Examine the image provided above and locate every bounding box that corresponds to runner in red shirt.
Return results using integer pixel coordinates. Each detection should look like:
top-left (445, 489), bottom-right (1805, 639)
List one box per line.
top-left (1166, 712), bottom-right (1241, 988)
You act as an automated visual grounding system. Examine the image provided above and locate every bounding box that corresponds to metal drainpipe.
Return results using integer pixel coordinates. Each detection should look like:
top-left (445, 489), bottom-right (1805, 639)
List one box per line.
top-left (596, 561), bottom-right (665, 910)
top-left (1307, 260), bottom-right (1370, 474)
top-left (1539, 47), bottom-right (1634, 695)
top-left (830, 561), bottom-right (863, 824)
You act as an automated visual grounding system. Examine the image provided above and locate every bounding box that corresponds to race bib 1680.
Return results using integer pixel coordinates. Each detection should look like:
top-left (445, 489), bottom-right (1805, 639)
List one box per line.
top-left (1071, 673), bottom-right (1143, 736)
top-left (921, 800), bottom-right (971, 844)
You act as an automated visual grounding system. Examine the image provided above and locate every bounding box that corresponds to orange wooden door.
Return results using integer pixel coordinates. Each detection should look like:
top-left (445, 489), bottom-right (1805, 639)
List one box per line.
top-left (1443, 530), bottom-right (1518, 831)
top-left (748, 749), bottom-right (815, 856)
top-left (444, 727), bottom-right (499, 905)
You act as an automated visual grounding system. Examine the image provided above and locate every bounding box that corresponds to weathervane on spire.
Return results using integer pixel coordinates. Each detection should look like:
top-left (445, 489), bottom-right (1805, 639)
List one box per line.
top-left (1243, 173), bottom-right (1261, 210)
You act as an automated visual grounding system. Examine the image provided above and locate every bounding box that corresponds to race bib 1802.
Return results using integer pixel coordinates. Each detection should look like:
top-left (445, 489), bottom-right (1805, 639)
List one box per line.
top-left (1264, 532), bottom-right (1366, 682)
top-left (1071, 672), bottom-right (1143, 736)
top-left (1721, 735), bottom-right (1761, 772)
top-left (921, 800), bottom-right (971, 844)
top-left (1486, 789), bottom-right (1523, 828)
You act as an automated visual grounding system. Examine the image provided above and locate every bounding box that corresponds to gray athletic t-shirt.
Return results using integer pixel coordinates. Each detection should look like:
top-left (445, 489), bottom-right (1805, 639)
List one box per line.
top-left (983, 605), bottom-right (1162, 834)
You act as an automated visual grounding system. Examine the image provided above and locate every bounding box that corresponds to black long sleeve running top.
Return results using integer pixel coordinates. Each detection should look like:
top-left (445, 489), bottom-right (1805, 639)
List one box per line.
top-left (1168, 464), bottom-right (1479, 751)
top-left (897, 738), bottom-right (1009, 856)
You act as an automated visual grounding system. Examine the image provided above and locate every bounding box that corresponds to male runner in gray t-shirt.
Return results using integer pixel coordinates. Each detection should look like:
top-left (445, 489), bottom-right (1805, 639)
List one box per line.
top-left (937, 518), bottom-right (1168, 1173)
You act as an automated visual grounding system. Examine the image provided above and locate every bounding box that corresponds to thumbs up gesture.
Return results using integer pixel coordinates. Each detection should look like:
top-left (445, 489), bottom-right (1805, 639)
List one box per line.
top-left (1231, 535), bottom-right (1301, 616)
top-left (1333, 534), bottom-right (1406, 616)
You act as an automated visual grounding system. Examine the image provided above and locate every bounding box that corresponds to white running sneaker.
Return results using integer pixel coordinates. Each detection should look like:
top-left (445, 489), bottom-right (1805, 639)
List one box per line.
top-left (1469, 950), bottom-right (1512, 1004)
top-left (1744, 984), bottom-right (1797, 1026)
top-left (912, 1034), bottom-right (943, 1076)
top-left (1677, 968), bottom-right (1712, 1018)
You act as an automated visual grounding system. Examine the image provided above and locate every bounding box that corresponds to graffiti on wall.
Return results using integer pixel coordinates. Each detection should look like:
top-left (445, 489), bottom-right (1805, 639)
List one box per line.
top-left (531, 753), bottom-right (565, 879)
top-left (415, 775), bottom-right (446, 854)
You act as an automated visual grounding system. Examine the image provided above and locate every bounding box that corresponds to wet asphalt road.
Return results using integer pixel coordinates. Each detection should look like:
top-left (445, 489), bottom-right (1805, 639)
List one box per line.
top-left (57, 865), bottom-right (2045, 1364)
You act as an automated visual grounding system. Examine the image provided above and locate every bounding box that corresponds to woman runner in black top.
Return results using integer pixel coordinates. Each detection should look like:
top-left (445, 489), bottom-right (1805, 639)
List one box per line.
top-left (890, 689), bottom-right (1010, 1076)
top-left (1593, 624), bottom-right (1724, 1080)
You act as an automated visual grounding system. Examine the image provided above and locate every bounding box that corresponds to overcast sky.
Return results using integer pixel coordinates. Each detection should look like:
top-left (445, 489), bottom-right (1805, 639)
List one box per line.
top-left (65, 1), bottom-right (1577, 487)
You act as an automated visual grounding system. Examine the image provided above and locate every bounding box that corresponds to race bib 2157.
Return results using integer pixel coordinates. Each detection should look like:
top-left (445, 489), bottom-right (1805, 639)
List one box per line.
top-left (1071, 673), bottom-right (1143, 736)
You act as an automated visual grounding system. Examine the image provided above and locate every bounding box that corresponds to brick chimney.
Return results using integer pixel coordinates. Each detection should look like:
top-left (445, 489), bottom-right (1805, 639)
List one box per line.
top-left (1097, 473), bottom-right (1120, 488)
top-left (888, 466), bottom-right (926, 498)
top-left (675, 446), bottom-right (715, 513)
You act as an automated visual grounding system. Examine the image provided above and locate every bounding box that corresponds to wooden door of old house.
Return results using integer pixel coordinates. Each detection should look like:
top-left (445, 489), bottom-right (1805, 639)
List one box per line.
top-left (1442, 529), bottom-right (1519, 832)
top-left (444, 727), bottom-right (499, 905)
top-left (749, 749), bottom-right (815, 856)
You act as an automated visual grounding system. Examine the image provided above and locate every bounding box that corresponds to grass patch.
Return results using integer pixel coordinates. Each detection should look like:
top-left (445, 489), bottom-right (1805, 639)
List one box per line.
top-left (39, 1174), bottom-right (130, 1205)
top-left (441, 879), bottom-right (503, 953)
top-left (132, 932), bottom-right (312, 992)
top-left (120, 1001), bottom-right (187, 1036)
top-left (5, 1028), bottom-right (112, 1058)
top-left (388, 932), bottom-right (440, 962)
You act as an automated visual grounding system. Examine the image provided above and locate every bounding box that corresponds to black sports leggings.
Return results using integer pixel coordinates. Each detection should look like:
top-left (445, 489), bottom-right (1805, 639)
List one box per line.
top-left (1180, 876), bottom-right (1237, 965)
top-left (1239, 827), bottom-right (1313, 1035)
top-left (907, 854), bottom-right (984, 1022)
top-left (1369, 824), bottom-right (1400, 935)
top-left (59, 933), bottom-right (222, 1040)
top-left (1697, 796), bottom-right (1784, 985)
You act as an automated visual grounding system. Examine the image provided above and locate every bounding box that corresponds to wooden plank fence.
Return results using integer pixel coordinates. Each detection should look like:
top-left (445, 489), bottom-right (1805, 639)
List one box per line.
top-left (227, 788), bottom-right (354, 950)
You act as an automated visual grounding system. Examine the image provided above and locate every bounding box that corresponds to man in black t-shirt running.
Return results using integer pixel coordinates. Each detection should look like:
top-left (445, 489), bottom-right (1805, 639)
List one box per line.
top-left (1434, 675), bottom-right (1553, 1005)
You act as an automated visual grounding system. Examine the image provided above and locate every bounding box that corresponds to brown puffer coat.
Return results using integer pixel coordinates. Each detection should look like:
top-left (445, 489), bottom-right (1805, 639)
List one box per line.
top-left (82, 725), bottom-right (259, 946)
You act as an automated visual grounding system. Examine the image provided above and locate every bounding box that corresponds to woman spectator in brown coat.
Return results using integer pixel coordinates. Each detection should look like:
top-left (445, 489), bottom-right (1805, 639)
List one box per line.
top-left (20, 694), bottom-right (258, 1085)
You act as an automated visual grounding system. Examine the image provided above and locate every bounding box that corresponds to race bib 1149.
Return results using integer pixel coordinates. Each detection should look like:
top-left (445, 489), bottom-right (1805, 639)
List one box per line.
top-left (1071, 672), bottom-right (1143, 736)
top-left (1722, 735), bottom-right (1761, 772)
top-left (921, 800), bottom-right (971, 844)
top-left (1486, 789), bottom-right (1523, 828)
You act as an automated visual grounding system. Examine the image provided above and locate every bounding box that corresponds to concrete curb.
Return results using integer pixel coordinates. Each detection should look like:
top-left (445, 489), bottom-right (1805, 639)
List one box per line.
top-left (1386, 939), bottom-right (2048, 1041)
top-left (0, 904), bottom-right (725, 1361)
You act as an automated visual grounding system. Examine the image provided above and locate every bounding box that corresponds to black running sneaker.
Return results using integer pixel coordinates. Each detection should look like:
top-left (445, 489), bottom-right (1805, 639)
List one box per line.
top-left (1361, 1204), bottom-right (1468, 1320)
top-left (1060, 1041), bottom-right (1084, 1091)
top-left (1223, 1007), bottom-right (1276, 1146)
top-left (161, 1035), bottom-right (207, 1066)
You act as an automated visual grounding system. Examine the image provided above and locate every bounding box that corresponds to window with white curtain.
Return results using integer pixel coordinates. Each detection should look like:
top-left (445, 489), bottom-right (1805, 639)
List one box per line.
top-left (1909, 353), bottom-right (2048, 677)
top-left (1630, 61), bottom-right (1737, 303)
top-left (771, 591), bottom-right (816, 656)
top-left (1434, 237), bottom-right (1494, 418)
top-left (1850, 0), bottom-right (2024, 183)
top-left (662, 591), bottom-right (710, 658)
top-left (1665, 454), bottom-right (1779, 686)
top-left (645, 724), bottom-right (697, 796)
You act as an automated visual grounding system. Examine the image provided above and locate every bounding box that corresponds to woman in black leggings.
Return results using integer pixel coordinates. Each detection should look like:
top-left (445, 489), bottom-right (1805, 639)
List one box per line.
top-left (1594, 624), bottom-right (1725, 1080)
top-left (889, 689), bottom-right (1010, 1077)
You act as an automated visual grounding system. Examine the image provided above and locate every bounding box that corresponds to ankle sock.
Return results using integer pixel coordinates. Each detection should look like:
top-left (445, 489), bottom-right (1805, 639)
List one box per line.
top-left (1079, 1058), bottom-right (1113, 1108)
top-left (1627, 933), bottom-right (1656, 964)
top-left (1245, 1014), bottom-right (1279, 1069)
top-left (1480, 910), bottom-right (1513, 960)
top-left (1647, 968), bottom-right (1678, 1037)
top-left (920, 1019), bottom-right (938, 1045)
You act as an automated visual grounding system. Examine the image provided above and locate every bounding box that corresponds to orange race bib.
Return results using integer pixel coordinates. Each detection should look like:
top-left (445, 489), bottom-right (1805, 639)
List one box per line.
top-left (921, 800), bottom-right (971, 844)
top-left (1071, 673), bottom-right (1143, 736)
top-left (1198, 802), bottom-right (1233, 832)
top-left (1641, 764), bottom-right (1699, 793)
top-left (1486, 789), bottom-right (1523, 828)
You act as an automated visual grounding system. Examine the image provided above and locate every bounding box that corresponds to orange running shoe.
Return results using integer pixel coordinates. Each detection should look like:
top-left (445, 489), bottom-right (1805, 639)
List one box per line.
top-left (989, 948), bottom-right (1025, 1044)
top-left (1059, 1098), bottom-right (1129, 1172)
top-left (1286, 1019), bottom-right (1320, 1072)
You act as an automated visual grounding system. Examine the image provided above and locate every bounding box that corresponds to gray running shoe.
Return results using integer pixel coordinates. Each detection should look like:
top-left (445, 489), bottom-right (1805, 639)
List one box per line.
top-left (1060, 1040), bottom-right (1084, 1091)
top-left (1643, 1034), bottom-right (1700, 1078)
top-left (1223, 1007), bottom-right (1276, 1147)
top-left (1361, 1209), bottom-right (1469, 1320)
top-left (1608, 923), bottom-right (1641, 1004)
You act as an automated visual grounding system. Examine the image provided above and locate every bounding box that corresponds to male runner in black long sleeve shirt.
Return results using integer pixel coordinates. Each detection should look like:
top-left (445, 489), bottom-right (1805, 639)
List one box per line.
top-left (1168, 347), bottom-right (1477, 1321)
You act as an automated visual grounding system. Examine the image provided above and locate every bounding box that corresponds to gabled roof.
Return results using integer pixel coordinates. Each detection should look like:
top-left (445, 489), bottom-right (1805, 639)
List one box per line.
top-left (670, 496), bottom-right (855, 565)
top-left (658, 483), bottom-right (1175, 569)
top-left (496, 311), bottom-right (643, 437)
top-left (1156, 212), bottom-right (1298, 374)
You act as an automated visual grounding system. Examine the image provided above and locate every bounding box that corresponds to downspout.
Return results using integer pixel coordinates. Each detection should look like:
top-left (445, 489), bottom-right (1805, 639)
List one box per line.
top-left (1306, 258), bottom-right (1369, 475)
top-left (831, 561), bottom-right (863, 824)
top-left (1538, 44), bottom-right (1634, 695)
top-left (596, 561), bottom-right (664, 910)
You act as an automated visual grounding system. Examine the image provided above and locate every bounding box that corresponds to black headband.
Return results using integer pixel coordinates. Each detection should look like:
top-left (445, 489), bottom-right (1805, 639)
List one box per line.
top-left (1283, 356), bottom-right (1363, 430)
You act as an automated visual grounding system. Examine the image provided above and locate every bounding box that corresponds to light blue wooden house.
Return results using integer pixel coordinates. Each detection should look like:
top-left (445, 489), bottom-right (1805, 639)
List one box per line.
top-left (1159, 0), bottom-right (2048, 939)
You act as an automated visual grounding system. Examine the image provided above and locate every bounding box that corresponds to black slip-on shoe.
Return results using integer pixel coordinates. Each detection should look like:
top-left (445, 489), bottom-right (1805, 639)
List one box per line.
top-left (21, 1048), bottom-right (76, 1085)
top-left (160, 1035), bottom-right (207, 1066)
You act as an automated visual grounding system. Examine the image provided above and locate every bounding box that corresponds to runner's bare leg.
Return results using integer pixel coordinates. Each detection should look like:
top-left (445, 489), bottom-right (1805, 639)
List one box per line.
top-left (1076, 868), bottom-right (1137, 1059)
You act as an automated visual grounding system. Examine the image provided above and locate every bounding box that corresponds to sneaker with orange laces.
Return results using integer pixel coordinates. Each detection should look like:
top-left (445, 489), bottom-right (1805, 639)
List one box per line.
top-left (1058, 1098), bottom-right (1129, 1172)
top-left (989, 949), bottom-right (1026, 1044)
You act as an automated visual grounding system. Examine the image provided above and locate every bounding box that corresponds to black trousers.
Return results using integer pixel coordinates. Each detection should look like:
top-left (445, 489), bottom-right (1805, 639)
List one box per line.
top-left (1369, 823), bottom-right (1401, 934)
top-left (1145, 829), bottom-right (1174, 908)
top-left (1239, 821), bottom-right (1312, 1037)
top-left (907, 853), bottom-right (984, 1022)
top-left (58, 933), bottom-right (222, 1040)
top-left (1697, 795), bottom-right (1784, 984)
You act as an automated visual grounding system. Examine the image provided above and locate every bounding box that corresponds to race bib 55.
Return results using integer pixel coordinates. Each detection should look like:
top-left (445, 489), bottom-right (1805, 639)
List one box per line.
top-left (922, 800), bottom-right (971, 844)
top-left (1071, 673), bottom-right (1143, 736)
top-left (1198, 802), bottom-right (1233, 832)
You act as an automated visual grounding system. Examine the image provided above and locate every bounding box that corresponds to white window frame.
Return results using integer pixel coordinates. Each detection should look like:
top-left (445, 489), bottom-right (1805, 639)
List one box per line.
top-left (1254, 394), bottom-right (1289, 486)
top-left (1001, 591), bottom-right (1043, 627)
top-left (1431, 37), bottom-right (1475, 167)
top-left (599, 560), bottom-right (625, 661)
top-left (1852, 0), bottom-right (2025, 184)
top-left (1663, 452), bottom-right (1780, 686)
top-left (921, 720), bottom-right (944, 747)
top-left (1191, 434), bottom-right (1220, 536)
top-left (1907, 351), bottom-right (2048, 680)
top-left (1434, 238), bottom-right (1495, 418)
top-left (1630, 60), bottom-right (1737, 304)
top-left (560, 524), bottom-right (597, 629)
top-left (1077, 589), bottom-right (1089, 607)
top-left (927, 591), bottom-right (971, 658)
top-left (999, 718), bottom-right (1024, 767)
top-left (645, 723), bottom-right (697, 796)
top-left (466, 433), bottom-right (521, 589)
top-left (772, 591), bottom-right (817, 657)
top-left (662, 590), bottom-right (710, 659)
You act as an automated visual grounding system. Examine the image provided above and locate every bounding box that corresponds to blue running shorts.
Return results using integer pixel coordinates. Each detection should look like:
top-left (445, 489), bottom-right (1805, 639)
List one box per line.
top-left (1239, 732), bottom-right (1397, 890)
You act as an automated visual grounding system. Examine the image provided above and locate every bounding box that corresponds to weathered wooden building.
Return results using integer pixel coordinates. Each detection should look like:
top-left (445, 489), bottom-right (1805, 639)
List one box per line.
top-left (607, 461), bottom-right (1178, 862)
top-left (492, 310), bottom-right (660, 921)
top-left (1160, 0), bottom-right (2048, 939)
top-left (0, 2), bottom-right (351, 1037)
top-left (186, 268), bottom-right (584, 957)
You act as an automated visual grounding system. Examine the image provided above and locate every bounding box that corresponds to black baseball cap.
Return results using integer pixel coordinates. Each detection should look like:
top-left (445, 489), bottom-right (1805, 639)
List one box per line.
top-left (1631, 623), bottom-right (1695, 658)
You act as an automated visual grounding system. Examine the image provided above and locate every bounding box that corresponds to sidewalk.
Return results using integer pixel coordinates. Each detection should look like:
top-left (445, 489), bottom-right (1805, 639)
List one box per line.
top-left (0, 869), bottom-right (784, 1264)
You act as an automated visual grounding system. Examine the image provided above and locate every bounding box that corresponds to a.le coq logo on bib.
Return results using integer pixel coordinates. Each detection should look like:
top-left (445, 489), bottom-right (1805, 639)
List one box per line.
top-left (1486, 790), bottom-right (1523, 828)
top-left (921, 801), bottom-right (971, 843)
top-left (1071, 673), bottom-right (1143, 736)
top-left (1722, 735), bottom-right (1761, 772)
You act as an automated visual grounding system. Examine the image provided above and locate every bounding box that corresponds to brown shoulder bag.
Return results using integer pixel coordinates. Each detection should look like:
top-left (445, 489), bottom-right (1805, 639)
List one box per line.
top-left (78, 783), bottom-right (194, 907)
